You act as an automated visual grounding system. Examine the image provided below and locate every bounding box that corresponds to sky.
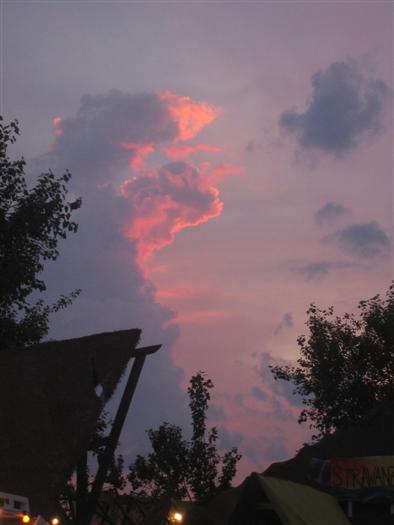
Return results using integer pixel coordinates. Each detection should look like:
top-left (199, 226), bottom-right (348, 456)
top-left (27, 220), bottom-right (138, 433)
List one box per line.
top-left (2, 0), bottom-right (393, 480)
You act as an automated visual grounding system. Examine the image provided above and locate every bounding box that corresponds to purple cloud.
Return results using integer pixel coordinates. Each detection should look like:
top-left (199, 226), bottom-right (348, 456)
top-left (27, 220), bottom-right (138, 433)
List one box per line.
top-left (333, 222), bottom-right (391, 258)
top-left (315, 202), bottom-right (350, 225)
top-left (280, 60), bottom-right (391, 155)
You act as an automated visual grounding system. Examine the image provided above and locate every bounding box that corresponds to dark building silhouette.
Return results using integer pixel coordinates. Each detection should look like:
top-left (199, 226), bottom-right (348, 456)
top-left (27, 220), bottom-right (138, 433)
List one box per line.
top-left (0, 329), bottom-right (141, 519)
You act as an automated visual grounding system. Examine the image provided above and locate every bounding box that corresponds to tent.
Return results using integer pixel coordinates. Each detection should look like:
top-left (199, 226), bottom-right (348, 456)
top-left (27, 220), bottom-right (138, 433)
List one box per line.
top-left (264, 400), bottom-right (394, 487)
top-left (227, 473), bottom-right (350, 525)
top-left (259, 476), bottom-right (350, 525)
top-left (90, 474), bottom-right (350, 525)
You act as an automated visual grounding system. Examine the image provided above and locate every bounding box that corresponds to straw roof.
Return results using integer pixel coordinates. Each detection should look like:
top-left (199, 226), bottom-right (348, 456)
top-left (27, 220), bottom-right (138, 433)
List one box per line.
top-left (0, 329), bottom-right (140, 516)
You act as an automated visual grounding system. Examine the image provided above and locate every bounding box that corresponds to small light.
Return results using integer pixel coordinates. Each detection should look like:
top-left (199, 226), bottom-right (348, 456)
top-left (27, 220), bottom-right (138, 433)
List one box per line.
top-left (173, 512), bottom-right (183, 523)
top-left (22, 515), bottom-right (30, 524)
top-left (51, 518), bottom-right (60, 525)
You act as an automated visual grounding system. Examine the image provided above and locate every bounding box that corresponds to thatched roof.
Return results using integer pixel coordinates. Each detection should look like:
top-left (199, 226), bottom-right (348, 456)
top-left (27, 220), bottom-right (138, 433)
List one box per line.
top-left (264, 400), bottom-right (394, 486)
top-left (0, 329), bottom-right (140, 516)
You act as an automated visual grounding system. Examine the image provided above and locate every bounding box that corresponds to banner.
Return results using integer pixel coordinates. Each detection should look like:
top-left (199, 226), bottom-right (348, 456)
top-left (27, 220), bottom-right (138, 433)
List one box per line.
top-left (330, 456), bottom-right (394, 490)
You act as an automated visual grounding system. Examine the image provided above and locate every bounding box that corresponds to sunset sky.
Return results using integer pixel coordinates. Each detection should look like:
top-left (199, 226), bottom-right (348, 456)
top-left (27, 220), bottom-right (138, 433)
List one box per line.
top-left (3, 1), bottom-right (393, 479)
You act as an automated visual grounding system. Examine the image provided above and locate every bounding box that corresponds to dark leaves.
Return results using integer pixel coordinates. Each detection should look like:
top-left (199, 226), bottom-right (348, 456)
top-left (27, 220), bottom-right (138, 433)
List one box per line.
top-left (270, 283), bottom-right (394, 440)
top-left (0, 117), bottom-right (81, 350)
top-left (128, 372), bottom-right (242, 502)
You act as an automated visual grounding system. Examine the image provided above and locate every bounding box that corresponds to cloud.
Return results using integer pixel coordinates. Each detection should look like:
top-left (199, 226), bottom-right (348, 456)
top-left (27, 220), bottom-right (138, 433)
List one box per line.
top-left (30, 88), bottom-right (237, 461)
top-left (259, 352), bottom-right (304, 408)
top-left (297, 260), bottom-right (355, 280)
top-left (208, 403), bottom-right (226, 421)
top-left (218, 426), bottom-right (243, 450)
top-left (260, 432), bottom-right (289, 462)
top-left (314, 201), bottom-right (350, 225)
top-left (245, 139), bottom-right (255, 152)
top-left (242, 432), bottom-right (289, 464)
top-left (158, 90), bottom-right (218, 141)
top-left (271, 396), bottom-right (297, 423)
top-left (47, 91), bottom-right (178, 188)
top-left (250, 386), bottom-right (268, 401)
top-left (45, 89), bottom-right (239, 267)
top-left (233, 393), bottom-right (245, 407)
top-left (280, 60), bottom-right (391, 155)
top-left (45, 89), bottom-right (221, 189)
top-left (274, 312), bottom-right (293, 335)
top-left (332, 222), bottom-right (391, 258)
top-left (164, 143), bottom-right (222, 160)
top-left (120, 161), bottom-right (223, 263)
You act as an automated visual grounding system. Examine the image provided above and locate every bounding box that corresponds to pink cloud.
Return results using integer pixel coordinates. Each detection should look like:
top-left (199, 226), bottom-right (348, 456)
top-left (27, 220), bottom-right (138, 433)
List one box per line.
top-left (158, 90), bottom-right (219, 142)
top-left (155, 285), bottom-right (207, 300)
top-left (52, 116), bottom-right (63, 137)
top-left (164, 143), bottom-right (222, 160)
top-left (203, 162), bottom-right (244, 182)
top-left (115, 91), bottom-right (240, 269)
top-left (120, 161), bottom-right (223, 264)
top-left (173, 309), bottom-right (233, 325)
top-left (119, 142), bottom-right (154, 170)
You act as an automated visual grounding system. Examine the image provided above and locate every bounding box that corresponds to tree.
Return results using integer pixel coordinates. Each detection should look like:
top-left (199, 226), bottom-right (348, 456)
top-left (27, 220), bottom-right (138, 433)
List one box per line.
top-left (128, 372), bottom-right (242, 502)
top-left (270, 283), bottom-right (394, 440)
top-left (0, 117), bottom-right (81, 351)
top-left (89, 411), bottom-right (127, 494)
top-left (59, 411), bottom-right (126, 521)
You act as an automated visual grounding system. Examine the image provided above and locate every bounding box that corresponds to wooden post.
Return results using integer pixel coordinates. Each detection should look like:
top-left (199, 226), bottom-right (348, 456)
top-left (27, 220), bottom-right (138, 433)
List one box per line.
top-left (76, 450), bottom-right (89, 524)
top-left (83, 345), bottom-right (161, 525)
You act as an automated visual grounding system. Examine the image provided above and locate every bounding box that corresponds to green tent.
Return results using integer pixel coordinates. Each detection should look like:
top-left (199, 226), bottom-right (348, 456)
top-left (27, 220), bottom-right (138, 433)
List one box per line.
top-left (223, 473), bottom-right (350, 525)
top-left (259, 476), bottom-right (350, 525)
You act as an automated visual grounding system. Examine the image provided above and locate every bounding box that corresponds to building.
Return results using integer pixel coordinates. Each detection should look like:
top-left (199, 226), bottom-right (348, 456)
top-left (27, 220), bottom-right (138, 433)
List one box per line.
top-left (0, 329), bottom-right (141, 521)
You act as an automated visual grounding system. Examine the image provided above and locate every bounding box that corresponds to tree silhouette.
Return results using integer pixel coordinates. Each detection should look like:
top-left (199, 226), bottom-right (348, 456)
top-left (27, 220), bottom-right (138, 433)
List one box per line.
top-left (270, 283), bottom-right (394, 440)
top-left (128, 372), bottom-right (241, 502)
top-left (0, 117), bottom-right (81, 350)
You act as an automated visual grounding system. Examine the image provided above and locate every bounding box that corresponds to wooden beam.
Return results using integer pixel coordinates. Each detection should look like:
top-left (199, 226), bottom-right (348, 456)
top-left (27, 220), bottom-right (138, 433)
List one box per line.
top-left (76, 450), bottom-right (88, 524)
top-left (83, 345), bottom-right (161, 525)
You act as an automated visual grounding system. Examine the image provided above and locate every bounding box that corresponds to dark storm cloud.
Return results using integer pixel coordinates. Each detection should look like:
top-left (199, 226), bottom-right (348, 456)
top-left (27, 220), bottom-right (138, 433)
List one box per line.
top-left (297, 260), bottom-right (354, 280)
top-left (315, 202), bottom-right (350, 225)
top-left (33, 90), bottom-right (198, 459)
top-left (44, 90), bottom-right (225, 264)
top-left (280, 60), bottom-right (391, 155)
top-left (126, 161), bottom-right (217, 210)
top-left (46, 90), bottom-right (178, 188)
top-left (333, 222), bottom-right (391, 258)
top-left (42, 184), bottom-right (190, 455)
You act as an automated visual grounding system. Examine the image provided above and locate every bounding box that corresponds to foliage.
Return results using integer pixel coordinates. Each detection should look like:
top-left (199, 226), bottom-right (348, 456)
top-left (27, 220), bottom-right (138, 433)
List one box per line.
top-left (128, 372), bottom-right (242, 502)
top-left (270, 283), bottom-right (394, 440)
top-left (90, 411), bottom-right (126, 493)
top-left (128, 423), bottom-right (190, 500)
top-left (0, 117), bottom-right (81, 350)
top-left (59, 412), bottom-right (126, 520)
